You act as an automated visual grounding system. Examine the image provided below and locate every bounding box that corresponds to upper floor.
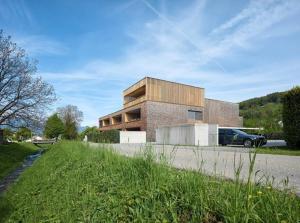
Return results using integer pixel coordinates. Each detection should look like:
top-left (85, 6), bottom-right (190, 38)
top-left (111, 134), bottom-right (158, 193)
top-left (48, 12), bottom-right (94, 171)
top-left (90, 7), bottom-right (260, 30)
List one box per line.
top-left (123, 77), bottom-right (205, 108)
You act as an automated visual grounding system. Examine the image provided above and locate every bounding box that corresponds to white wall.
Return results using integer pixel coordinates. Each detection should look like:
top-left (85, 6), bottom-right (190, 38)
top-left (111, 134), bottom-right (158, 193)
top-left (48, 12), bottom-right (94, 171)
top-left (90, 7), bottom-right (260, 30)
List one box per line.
top-left (156, 124), bottom-right (218, 146)
top-left (194, 124), bottom-right (208, 146)
top-left (120, 131), bottom-right (146, 143)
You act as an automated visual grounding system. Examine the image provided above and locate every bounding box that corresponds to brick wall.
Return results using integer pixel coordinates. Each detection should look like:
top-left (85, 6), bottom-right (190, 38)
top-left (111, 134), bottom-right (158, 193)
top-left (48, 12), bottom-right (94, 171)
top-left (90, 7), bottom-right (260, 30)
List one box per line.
top-left (204, 98), bottom-right (243, 127)
top-left (145, 101), bottom-right (204, 141)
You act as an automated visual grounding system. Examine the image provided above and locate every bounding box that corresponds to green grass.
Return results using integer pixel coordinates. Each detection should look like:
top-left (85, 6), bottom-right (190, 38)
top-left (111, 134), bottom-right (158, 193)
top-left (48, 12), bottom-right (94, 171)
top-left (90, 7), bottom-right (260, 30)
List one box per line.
top-left (0, 143), bottom-right (38, 180)
top-left (0, 141), bottom-right (299, 222)
top-left (255, 147), bottom-right (300, 156)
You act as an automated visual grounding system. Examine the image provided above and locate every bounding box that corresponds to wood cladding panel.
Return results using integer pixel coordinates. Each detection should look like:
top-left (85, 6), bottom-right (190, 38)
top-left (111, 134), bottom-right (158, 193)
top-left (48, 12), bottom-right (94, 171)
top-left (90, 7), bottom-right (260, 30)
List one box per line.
top-left (123, 78), bottom-right (146, 96)
top-left (146, 77), bottom-right (204, 107)
top-left (124, 95), bottom-right (146, 108)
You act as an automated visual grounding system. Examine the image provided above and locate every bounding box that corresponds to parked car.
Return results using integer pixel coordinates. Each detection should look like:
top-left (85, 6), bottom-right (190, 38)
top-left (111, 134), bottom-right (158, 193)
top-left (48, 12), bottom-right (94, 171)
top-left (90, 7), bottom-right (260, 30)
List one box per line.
top-left (219, 128), bottom-right (267, 147)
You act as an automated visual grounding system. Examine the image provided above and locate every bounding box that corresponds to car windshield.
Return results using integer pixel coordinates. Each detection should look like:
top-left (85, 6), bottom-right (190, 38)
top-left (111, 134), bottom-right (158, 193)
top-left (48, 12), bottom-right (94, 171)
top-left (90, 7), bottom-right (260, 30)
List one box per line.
top-left (233, 129), bottom-right (248, 135)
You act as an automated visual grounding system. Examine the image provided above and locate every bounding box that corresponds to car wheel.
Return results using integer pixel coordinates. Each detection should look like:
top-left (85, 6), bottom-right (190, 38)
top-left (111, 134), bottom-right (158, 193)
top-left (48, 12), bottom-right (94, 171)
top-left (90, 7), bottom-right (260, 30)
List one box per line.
top-left (244, 139), bottom-right (252, 148)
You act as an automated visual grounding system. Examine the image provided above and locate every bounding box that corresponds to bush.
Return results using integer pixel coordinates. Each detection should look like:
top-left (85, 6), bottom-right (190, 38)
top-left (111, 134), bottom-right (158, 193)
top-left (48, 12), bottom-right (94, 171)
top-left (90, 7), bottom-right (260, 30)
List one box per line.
top-left (263, 132), bottom-right (284, 140)
top-left (282, 86), bottom-right (300, 148)
top-left (87, 129), bottom-right (120, 143)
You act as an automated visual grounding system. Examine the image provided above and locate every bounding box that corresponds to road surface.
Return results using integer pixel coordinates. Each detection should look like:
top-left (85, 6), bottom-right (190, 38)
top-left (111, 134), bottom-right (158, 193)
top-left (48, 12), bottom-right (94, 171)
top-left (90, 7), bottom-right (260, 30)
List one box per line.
top-left (89, 143), bottom-right (300, 195)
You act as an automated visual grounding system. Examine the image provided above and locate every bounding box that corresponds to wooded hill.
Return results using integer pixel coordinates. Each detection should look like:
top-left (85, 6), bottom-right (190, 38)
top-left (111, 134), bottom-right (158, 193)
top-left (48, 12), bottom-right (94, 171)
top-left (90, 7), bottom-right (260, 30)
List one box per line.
top-left (239, 91), bottom-right (285, 134)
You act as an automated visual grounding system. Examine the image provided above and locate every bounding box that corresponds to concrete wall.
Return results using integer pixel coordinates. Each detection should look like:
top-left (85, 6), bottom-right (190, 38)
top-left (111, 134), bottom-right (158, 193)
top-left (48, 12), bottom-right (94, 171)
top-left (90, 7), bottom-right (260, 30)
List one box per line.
top-left (204, 98), bottom-right (243, 127)
top-left (120, 131), bottom-right (146, 143)
top-left (194, 124), bottom-right (209, 146)
top-left (156, 124), bottom-right (218, 146)
top-left (156, 124), bottom-right (195, 145)
top-left (208, 124), bottom-right (219, 146)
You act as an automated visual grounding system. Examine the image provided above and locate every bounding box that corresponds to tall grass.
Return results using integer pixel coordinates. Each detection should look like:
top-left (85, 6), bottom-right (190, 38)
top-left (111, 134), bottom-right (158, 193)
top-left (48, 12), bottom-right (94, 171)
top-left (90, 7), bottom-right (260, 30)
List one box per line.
top-left (0, 141), bottom-right (299, 222)
top-left (0, 143), bottom-right (37, 180)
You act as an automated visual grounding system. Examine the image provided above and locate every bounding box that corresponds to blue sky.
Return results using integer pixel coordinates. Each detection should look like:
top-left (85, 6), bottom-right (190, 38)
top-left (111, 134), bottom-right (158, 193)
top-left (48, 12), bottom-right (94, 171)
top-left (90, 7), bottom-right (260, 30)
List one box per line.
top-left (1, 0), bottom-right (300, 126)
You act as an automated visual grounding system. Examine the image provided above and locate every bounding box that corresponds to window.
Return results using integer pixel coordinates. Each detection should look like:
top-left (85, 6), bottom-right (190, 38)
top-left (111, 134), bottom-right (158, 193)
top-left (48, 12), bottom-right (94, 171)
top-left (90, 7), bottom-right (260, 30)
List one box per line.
top-left (188, 110), bottom-right (203, 120)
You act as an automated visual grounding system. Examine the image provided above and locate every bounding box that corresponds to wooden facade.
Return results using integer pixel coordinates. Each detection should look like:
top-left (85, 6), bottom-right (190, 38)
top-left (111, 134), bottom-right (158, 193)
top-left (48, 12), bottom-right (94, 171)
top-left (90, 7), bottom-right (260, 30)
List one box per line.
top-left (123, 77), bottom-right (204, 108)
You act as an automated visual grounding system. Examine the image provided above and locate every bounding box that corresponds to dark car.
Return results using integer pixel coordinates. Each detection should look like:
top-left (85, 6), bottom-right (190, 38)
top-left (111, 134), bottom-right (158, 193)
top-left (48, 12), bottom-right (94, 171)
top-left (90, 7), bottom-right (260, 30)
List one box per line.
top-left (219, 128), bottom-right (267, 147)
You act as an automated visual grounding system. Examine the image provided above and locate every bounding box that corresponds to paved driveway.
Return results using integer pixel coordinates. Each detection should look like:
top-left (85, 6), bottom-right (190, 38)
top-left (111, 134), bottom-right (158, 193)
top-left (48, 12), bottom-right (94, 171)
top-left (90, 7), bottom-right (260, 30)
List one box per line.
top-left (89, 143), bottom-right (300, 195)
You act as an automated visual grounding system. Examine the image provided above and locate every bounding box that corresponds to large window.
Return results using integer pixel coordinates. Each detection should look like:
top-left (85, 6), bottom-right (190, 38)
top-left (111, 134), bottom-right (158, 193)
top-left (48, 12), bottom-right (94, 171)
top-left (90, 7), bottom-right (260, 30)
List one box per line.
top-left (188, 110), bottom-right (203, 120)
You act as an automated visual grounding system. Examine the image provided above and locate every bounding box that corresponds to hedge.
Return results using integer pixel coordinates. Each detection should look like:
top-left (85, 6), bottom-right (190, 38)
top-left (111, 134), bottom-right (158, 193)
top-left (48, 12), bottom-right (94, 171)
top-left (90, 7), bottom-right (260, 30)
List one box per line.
top-left (86, 129), bottom-right (120, 143)
top-left (282, 86), bottom-right (300, 148)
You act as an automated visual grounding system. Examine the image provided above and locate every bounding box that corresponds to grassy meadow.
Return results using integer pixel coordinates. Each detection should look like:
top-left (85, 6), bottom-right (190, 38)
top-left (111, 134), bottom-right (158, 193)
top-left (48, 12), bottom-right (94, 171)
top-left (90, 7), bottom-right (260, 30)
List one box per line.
top-left (0, 141), bottom-right (299, 222)
top-left (0, 143), bottom-right (38, 180)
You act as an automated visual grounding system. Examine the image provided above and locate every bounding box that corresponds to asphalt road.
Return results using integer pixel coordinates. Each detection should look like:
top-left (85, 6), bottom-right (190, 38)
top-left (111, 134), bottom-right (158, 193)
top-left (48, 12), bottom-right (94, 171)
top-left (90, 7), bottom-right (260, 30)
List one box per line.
top-left (89, 143), bottom-right (300, 195)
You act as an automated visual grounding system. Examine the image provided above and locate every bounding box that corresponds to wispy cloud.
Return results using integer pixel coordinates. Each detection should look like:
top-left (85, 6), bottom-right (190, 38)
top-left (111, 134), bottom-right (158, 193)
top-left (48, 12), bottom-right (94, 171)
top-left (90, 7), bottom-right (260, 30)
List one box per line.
top-left (38, 0), bottom-right (300, 125)
top-left (0, 0), bottom-right (34, 26)
top-left (15, 35), bottom-right (68, 56)
top-left (205, 0), bottom-right (300, 59)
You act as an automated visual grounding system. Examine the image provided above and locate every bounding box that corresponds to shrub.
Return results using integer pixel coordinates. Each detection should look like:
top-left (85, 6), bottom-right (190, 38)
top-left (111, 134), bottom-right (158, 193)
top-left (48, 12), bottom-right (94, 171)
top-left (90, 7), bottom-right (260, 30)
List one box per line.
top-left (282, 86), bottom-right (300, 148)
top-left (86, 129), bottom-right (120, 143)
top-left (263, 132), bottom-right (284, 140)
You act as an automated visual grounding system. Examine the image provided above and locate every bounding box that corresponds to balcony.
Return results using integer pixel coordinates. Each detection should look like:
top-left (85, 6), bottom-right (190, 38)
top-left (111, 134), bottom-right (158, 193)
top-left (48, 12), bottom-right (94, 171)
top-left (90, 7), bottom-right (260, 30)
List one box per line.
top-left (124, 85), bottom-right (146, 108)
top-left (125, 108), bottom-right (141, 122)
top-left (112, 114), bottom-right (122, 125)
top-left (101, 118), bottom-right (110, 127)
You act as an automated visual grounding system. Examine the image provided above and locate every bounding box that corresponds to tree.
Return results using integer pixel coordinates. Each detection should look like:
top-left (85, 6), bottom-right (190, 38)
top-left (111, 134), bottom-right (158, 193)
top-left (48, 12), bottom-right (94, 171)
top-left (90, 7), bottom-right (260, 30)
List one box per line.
top-left (57, 105), bottom-right (83, 140)
top-left (3, 128), bottom-right (15, 140)
top-left (0, 30), bottom-right (56, 129)
top-left (64, 121), bottom-right (78, 140)
top-left (79, 126), bottom-right (98, 140)
top-left (282, 86), bottom-right (300, 148)
top-left (44, 113), bottom-right (64, 139)
top-left (16, 127), bottom-right (31, 141)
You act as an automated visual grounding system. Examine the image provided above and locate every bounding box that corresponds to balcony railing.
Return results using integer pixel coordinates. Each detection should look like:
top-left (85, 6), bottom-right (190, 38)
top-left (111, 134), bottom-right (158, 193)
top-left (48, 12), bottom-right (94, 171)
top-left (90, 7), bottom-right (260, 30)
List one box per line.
top-left (123, 95), bottom-right (146, 108)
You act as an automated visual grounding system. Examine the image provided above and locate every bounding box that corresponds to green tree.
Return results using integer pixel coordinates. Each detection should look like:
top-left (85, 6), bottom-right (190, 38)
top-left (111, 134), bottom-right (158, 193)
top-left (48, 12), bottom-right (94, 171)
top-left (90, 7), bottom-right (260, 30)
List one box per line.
top-left (79, 126), bottom-right (98, 140)
top-left (282, 86), bottom-right (300, 148)
top-left (3, 128), bottom-right (14, 140)
top-left (16, 127), bottom-right (31, 141)
top-left (57, 105), bottom-right (83, 140)
top-left (64, 121), bottom-right (77, 140)
top-left (44, 113), bottom-right (64, 139)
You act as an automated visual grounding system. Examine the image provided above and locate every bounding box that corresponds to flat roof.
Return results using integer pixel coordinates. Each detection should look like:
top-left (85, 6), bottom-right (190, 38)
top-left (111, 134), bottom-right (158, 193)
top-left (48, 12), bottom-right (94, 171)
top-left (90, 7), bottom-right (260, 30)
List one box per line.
top-left (205, 98), bottom-right (238, 105)
top-left (123, 76), bottom-right (205, 93)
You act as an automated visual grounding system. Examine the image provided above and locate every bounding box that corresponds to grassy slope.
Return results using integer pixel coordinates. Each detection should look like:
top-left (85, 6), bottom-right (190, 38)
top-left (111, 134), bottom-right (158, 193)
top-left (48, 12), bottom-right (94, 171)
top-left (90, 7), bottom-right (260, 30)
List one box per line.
top-left (0, 143), bottom-right (37, 180)
top-left (239, 91), bottom-right (284, 134)
top-left (1, 141), bottom-right (299, 222)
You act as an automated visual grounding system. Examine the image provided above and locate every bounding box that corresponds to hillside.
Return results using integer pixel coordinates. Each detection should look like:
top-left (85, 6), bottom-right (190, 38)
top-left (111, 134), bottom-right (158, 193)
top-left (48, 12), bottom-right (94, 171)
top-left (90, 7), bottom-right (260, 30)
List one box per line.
top-left (239, 91), bottom-right (286, 134)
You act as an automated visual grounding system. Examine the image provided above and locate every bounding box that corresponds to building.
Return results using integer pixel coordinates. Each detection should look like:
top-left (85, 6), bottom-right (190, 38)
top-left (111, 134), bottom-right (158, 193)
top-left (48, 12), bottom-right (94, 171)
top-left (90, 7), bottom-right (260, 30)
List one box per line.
top-left (99, 77), bottom-right (242, 141)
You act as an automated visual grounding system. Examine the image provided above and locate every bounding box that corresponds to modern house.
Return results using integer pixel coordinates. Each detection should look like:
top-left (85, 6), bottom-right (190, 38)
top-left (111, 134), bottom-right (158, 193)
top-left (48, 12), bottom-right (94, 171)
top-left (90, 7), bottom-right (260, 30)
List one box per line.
top-left (99, 77), bottom-right (242, 141)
